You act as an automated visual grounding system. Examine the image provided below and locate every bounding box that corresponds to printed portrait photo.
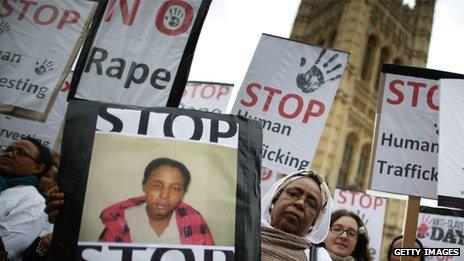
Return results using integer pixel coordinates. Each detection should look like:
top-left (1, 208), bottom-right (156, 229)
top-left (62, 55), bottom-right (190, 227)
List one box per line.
top-left (78, 132), bottom-right (238, 247)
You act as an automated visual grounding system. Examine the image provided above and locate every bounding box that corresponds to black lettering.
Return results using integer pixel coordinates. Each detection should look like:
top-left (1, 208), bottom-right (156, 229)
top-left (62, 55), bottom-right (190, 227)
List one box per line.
top-left (150, 68), bottom-right (170, 89)
top-left (210, 119), bottom-right (237, 143)
top-left (84, 47), bottom-right (108, 75)
top-left (97, 108), bottom-right (123, 132)
top-left (443, 229), bottom-right (457, 244)
top-left (163, 113), bottom-right (203, 140)
top-left (151, 248), bottom-right (195, 261)
top-left (430, 227), bottom-right (444, 241)
top-left (106, 58), bottom-right (126, 79)
top-left (124, 62), bottom-right (149, 89)
top-left (138, 110), bottom-right (150, 135)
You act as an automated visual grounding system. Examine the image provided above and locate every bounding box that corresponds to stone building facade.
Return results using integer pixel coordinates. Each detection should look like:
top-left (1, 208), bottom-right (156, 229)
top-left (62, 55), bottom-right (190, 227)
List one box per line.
top-left (290, 0), bottom-right (435, 258)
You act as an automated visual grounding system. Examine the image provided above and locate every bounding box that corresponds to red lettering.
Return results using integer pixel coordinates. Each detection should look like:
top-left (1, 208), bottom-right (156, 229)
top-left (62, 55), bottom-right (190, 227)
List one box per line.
top-left (387, 79), bottom-right (404, 105)
top-left (278, 94), bottom-right (303, 119)
top-left (201, 85), bottom-right (215, 99)
top-left (104, 0), bottom-right (140, 25)
top-left (407, 81), bottom-right (427, 107)
top-left (240, 82), bottom-right (260, 107)
top-left (349, 191), bottom-right (357, 206)
top-left (0, 0), bottom-right (13, 18)
top-left (359, 194), bottom-right (372, 208)
top-left (374, 197), bottom-right (383, 210)
top-left (427, 84), bottom-right (439, 111)
top-left (262, 86), bottom-right (282, 112)
top-left (302, 100), bottom-right (324, 123)
top-left (187, 83), bottom-right (201, 98)
top-left (337, 190), bottom-right (347, 204)
top-left (61, 81), bottom-right (70, 92)
top-left (217, 86), bottom-right (230, 99)
top-left (58, 10), bottom-right (79, 29)
top-left (18, 0), bottom-right (37, 21)
top-left (33, 4), bottom-right (58, 25)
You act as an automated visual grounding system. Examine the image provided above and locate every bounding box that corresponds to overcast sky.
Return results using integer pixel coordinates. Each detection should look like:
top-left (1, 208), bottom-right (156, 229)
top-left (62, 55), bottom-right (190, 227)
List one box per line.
top-left (188, 0), bottom-right (464, 87)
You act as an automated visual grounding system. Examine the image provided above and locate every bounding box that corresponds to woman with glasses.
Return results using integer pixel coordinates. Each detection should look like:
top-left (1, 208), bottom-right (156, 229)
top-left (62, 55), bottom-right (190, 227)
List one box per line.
top-left (261, 170), bottom-right (333, 260)
top-left (323, 209), bottom-right (371, 261)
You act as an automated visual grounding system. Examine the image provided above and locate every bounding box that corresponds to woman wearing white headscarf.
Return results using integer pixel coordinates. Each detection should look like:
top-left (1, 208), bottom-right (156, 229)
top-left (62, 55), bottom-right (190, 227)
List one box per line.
top-left (261, 170), bottom-right (333, 261)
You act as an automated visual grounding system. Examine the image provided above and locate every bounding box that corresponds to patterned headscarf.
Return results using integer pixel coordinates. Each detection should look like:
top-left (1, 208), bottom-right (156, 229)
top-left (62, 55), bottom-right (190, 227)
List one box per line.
top-left (261, 170), bottom-right (333, 244)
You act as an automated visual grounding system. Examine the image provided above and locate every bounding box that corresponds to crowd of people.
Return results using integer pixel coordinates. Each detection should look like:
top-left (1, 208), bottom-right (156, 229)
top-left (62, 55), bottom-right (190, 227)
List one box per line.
top-left (0, 138), bottom-right (427, 260)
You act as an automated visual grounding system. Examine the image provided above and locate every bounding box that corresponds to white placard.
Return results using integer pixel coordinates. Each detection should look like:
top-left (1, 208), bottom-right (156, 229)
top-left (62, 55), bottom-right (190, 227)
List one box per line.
top-left (0, 74), bottom-right (71, 148)
top-left (231, 34), bottom-right (349, 174)
top-left (437, 79), bottom-right (464, 209)
top-left (0, 0), bottom-right (94, 113)
top-left (417, 207), bottom-right (464, 261)
top-left (371, 73), bottom-right (440, 199)
top-left (333, 189), bottom-right (386, 261)
top-left (75, 0), bottom-right (202, 107)
top-left (179, 82), bottom-right (233, 114)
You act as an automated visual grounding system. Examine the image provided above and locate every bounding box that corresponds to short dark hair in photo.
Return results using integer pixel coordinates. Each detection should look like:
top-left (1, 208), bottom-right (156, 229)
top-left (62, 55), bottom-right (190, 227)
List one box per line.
top-left (142, 157), bottom-right (191, 189)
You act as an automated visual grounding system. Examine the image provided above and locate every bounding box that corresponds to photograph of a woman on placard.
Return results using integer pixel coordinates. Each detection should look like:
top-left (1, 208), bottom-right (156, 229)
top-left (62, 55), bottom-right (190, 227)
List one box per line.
top-left (78, 133), bottom-right (237, 247)
top-left (98, 157), bottom-right (214, 245)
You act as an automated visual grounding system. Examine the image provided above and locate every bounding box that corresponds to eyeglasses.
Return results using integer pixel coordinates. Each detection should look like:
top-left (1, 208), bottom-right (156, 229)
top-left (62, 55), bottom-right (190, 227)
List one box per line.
top-left (330, 224), bottom-right (358, 240)
top-left (0, 146), bottom-right (40, 163)
top-left (283, 187), bottom-right (320, 213)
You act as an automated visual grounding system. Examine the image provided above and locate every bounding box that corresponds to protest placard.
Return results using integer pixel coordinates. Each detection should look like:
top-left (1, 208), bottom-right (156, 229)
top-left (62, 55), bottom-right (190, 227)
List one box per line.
top-left (417, 206), bottom-right (464, 260)
top-left (231, 34), bottom-right (349, 188)
top-left (72, 0), bottom-right (211, 108)
top-left (50, 101), bottom-right (262, 260)
top-left (179, 81), bottom-right (233, 114)
top-left (0, 0), bottom-right (94, 114)
top-left (369, 65), bottom-right (464, 199)
top-left (333, 189), bottom-right (386, 261)
top-left (437, 79), bottom-right (464, 209)
top-left (0, 73), bottom-right (71, 149)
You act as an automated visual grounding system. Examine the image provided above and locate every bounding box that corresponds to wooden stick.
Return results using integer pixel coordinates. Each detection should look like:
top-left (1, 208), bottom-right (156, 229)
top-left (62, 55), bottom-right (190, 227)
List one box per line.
top-left (400, 196), bottom-right (421, 261)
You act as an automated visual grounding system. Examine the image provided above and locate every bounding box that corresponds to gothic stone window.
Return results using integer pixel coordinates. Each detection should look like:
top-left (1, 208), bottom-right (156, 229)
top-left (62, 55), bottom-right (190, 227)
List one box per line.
top-left (338, 133), bottom-right (358, 188)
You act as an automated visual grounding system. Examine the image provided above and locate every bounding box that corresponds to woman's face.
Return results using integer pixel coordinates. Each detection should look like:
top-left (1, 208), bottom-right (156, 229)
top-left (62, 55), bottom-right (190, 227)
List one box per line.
top-left (270, 177), bottom-right (322, 236)
top-left (325, 216), bottom-right (359, 257)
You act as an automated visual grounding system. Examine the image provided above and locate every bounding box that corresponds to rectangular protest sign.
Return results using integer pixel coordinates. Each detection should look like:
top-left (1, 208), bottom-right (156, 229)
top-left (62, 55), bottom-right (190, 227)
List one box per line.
top-left (417, 206), bottom-right (464, 261)
top-left (179, 81), bottom-right (233, 114)
top-left (332, 189), bottom-right (386, 261)
top-left (231, 34), bottom-right (349, 178)
top-left (49, 101), bottom-right (262, 261)
top-left (369, 65), bottom-right (464, 199)
top-left (0, 0), bottom-right (95, 113)
top-left (437, 79), bottom-right (464, 209)
top-left (0, 73), bottom-right (71, 149)
top-left (72, 0), bottom-right (211, 108)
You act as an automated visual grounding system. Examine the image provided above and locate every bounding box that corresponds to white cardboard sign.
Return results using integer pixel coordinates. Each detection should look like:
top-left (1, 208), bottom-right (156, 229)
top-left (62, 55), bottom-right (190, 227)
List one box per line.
top-left (0, 0), bottom-right (94, 113)
top-left (231, 34), bottom-right (349, 174)
top-left (333, 189), bottom-right (386, 261)
top-left (75, 0), bottom-right (202, 107)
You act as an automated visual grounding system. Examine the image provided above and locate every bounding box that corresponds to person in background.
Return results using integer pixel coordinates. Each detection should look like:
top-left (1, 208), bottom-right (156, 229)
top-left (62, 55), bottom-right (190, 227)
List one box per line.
top-left (387, 235), bottom-right (425, 261)
top-left (261, 170), bottom-right (333, 260)
top-left (21, 164), bottom-right (59, 260)
top-left (0, 138), bottom-right (52, 260)
top-left (322, 209), bottom-right (371, 261)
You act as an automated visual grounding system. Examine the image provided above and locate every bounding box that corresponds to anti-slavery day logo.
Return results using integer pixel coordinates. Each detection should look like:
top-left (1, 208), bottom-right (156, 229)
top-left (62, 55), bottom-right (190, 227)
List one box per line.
top-left (296, 48), bottom-right (343, 94)
top-left (155, 0), bottom-right (194, 36)
top-left (417, 214), bottom-right (432, 239)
